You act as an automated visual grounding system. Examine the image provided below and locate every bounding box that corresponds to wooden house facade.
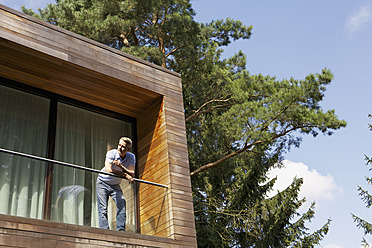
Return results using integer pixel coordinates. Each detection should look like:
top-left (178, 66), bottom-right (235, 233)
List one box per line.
top-left (0, 4), bottom-right (196, 248)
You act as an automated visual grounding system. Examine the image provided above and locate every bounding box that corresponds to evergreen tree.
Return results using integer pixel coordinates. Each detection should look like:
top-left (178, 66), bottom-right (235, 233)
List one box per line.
top-left (352, 114), bottom-right (372, 247)
top-left (23, 1), bottom-right (346, 246)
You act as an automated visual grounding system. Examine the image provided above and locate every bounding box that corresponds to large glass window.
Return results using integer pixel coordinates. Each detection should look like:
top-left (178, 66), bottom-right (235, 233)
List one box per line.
top-left (0, 85), bottom-right (49, 219)
top-left (0, 80), bottom-right (136, 232)
top-left (51, 103), bottom-right (135, 231)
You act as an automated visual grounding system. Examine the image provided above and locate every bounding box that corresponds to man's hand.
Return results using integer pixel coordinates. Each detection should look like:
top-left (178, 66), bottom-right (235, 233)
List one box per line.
top-left (113, 160), bottom-right (127, 172)
top-left (112, 160), bottom-right (135, 178)
top-left (112, 160), bottom-right (120, 166)
top-left (125, 173), bottom-right (134, 183)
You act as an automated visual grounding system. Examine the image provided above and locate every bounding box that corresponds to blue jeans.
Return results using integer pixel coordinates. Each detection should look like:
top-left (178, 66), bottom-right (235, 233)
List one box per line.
top-left (96, 179), bottom-right (126, 231)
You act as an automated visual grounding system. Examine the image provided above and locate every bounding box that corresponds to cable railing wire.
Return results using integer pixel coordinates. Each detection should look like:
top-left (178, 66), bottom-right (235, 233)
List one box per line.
top-left (0, 147), bottom-right (168, 188)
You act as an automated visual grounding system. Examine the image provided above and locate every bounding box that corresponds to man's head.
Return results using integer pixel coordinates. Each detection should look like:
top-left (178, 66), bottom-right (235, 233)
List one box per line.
top-left (117, 137), bottom-right (132, 157)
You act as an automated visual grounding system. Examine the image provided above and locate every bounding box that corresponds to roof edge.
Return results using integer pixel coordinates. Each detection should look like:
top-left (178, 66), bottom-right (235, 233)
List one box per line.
top-left (0, 4), bottom-right (181, 78)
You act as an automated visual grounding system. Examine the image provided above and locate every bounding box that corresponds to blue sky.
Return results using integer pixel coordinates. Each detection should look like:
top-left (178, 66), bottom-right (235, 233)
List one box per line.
top-left (193, 1), bottom-right (372, 247)
top-left (1, 0), bottom-right (372, 247)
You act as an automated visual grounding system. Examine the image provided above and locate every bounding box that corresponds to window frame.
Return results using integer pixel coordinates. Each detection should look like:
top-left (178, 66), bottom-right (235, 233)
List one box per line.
top-left (0, 77), bottom-right (139, 230)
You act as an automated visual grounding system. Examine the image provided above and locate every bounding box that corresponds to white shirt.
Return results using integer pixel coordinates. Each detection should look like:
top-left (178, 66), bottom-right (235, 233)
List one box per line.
top-left (98, 149), bottom-right (136, 185)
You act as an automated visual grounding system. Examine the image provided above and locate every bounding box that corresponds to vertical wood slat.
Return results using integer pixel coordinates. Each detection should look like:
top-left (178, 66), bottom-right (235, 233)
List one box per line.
top-left (137, 98), bottom-right (172, 238)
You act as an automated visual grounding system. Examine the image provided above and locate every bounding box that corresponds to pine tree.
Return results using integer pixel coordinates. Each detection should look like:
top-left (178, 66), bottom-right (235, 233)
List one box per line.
top-left (23, 1), bottom-right (346, 246)
top-left (352, 114), bottom-right (372, 247)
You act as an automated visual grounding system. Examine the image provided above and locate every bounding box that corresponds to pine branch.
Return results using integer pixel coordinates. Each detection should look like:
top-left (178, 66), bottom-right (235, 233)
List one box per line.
top-left (190, 122), bottom-right (319, 176)
top-left (131, 27), bottom-right (139, 46)
top-left (353, 214), bottom-right (372, 235)
top-left (185, 93), bottom-right (270, 123)
top-left (165, 46), bottom-right (184, 58)
top-left (185, 98), bottom-right (235, 123)
top-left (258, 96), bottom-right (299, 132)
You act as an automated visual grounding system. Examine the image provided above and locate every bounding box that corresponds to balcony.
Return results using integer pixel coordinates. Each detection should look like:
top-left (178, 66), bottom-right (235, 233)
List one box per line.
top-left (0, 4), bottom-right (196, 247)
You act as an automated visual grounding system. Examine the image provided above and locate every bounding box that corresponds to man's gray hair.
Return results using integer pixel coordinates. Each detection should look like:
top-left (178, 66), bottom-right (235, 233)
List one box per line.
top-left (119, 137), bottom-right (132, 149)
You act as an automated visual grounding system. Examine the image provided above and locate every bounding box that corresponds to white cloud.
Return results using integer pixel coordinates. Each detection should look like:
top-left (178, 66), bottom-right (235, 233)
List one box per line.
top-left (345, 0), bottom-right (372, 35)
top-left (266, 160), bottom-right (342, 209)
top-left (323, 244), bottom-right (343, 248)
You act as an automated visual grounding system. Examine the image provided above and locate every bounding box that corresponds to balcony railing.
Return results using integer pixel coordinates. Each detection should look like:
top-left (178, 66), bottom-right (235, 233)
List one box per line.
top-left (0, 147), bottom-right (168, 188)
top-left (0, 147), bottom-right (167, 233)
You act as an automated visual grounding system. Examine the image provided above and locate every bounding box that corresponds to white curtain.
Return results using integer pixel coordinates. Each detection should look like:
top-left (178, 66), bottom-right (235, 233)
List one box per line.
top-left (51, 102), bottom-right (135, 231)
top-left (0, 84), bottom-right (136, 232)
top-left (0, 85), bottom-right (49, 219)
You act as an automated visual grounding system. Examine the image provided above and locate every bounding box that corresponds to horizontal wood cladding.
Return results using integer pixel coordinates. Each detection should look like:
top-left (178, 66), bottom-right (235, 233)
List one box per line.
top-left (0, 38), bottom-right (161, 118)
top-left (0, 5), bottom-right (180, 77)
top-left (0, 4), bottom-right (197, 247)
top-left (137, 99), bottom-right (171, 238)
top-left (137, 96), bottom-right (196, 247)
top-left (0, 6), bottom-right (183, 118)
top-left (0, 214), bottom-right (185, 248)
